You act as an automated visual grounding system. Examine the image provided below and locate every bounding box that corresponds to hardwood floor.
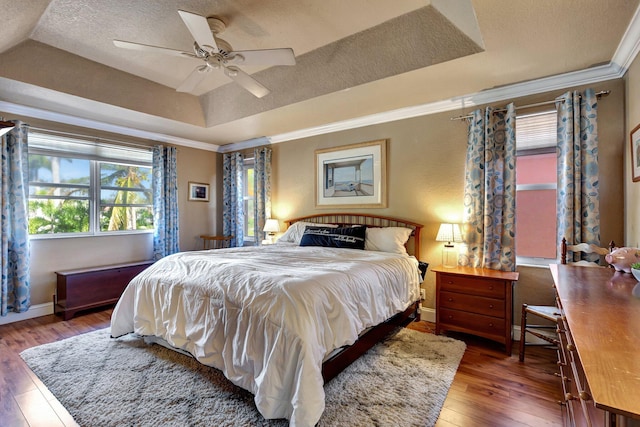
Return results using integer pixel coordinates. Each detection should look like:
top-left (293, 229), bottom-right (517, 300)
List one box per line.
top-left (0, 309), bottom-right (562, 426)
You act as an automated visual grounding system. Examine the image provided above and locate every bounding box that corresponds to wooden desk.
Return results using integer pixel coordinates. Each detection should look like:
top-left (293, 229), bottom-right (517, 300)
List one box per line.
top-left (550, 264), bottom-right (640, 426)
top-left (432, 265), bottom-right (519, 355)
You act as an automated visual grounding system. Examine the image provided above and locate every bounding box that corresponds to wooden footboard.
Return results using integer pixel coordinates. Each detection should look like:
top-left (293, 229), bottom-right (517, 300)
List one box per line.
top-left (322, 301), bottom-right (419, 383)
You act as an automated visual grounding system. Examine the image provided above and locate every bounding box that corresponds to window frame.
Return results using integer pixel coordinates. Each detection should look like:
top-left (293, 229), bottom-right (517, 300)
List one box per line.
top-left (28, 132), bottom-right (153, 239)
top-left (242, 157), bottom-right (255, 245)
top-left (515, 111), bottom-right (558, 267)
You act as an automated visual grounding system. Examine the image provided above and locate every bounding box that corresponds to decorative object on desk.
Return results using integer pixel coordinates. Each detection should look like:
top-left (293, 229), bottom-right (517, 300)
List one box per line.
top-left (188, 181), bottom-right (210, 202)
top-left (435, 223), bottom-right (462, 268)
top-left (262, 218), bottom-right (280, 243)
top-left (631, 123), bottom-right (640, 182)
top-left (315, 139), bottom-right (387, 209)
top-left (0, 119), bottom-right (15, 137)
top-left (631, 263), bottom-right (640, 281)
top-left (20, 328), bottom-right (465, 427)
top-left (605, 247), bottom-right (640, 273)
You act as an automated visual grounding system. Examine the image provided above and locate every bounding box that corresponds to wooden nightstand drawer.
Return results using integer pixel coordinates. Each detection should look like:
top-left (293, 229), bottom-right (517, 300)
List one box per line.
top-left (439, 308), bottom-right (506, 337)
top-left (432, 266), bottom-right (518, 355)
top-left (439, 274), bottom-right (506, 298)
top-left (440, 291), bottom-right (505, 317)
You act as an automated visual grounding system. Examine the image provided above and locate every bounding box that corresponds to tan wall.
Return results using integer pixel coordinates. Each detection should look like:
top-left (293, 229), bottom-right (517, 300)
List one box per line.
top-left (0, 113), bottom-right (218, 306)
top-left (625, 54), bottom-right (640, 247)
top-left (271, 79), bottom-right (626, 322)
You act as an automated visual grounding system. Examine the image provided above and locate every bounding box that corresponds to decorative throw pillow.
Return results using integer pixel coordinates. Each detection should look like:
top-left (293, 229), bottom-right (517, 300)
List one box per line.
top-left (277, 222), bottom-right (338, 244)
top-left (300, 226), bottom-right (366, 250)
top-left (364, 227), bottom-right (413, 255)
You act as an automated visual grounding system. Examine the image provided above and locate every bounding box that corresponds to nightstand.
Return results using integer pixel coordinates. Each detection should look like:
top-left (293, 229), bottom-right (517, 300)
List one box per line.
top-left (432, 265), bottom-right (519, 355)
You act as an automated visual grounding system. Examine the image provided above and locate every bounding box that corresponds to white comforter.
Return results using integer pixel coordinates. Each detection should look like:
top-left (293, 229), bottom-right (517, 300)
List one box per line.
top-left (110, 244), bottom-right (420, 427)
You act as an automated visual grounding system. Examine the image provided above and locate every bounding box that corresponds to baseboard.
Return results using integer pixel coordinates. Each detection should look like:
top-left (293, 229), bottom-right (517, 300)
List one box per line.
top-left (419, 305), bottom-right (435, 323)
top-left (0, 302), bottom-right (53, 325)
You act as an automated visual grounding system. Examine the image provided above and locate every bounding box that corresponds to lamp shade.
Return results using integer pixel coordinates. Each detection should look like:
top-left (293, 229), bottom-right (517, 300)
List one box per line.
top-left (435, 223), bottom-right (462, 244)
top-left (263, 219), bottom-right (280, 233)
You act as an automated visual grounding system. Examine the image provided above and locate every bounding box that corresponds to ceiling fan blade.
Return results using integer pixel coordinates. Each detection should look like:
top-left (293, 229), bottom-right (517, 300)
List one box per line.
top-left (229, 48), bottom-right (296, 66)
top-left (176, 66), bottom-right (210, 93)
top-left (224, 66), bottom-right (270, 98)
top-left (178, 10), bottom-right (219, 53)
top-left (113, 40), bottom-right (196, 58)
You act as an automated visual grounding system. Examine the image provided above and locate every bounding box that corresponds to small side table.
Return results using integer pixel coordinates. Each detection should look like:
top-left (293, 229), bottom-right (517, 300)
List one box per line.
top-left (432, 265), bottom-right (519, 355)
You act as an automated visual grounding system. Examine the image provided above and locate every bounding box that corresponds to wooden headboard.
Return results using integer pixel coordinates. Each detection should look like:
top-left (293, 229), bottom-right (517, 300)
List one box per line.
top-left (284, 213), bottom-right (423, 259)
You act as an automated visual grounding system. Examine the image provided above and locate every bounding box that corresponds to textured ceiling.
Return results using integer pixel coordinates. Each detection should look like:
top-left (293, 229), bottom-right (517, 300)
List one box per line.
top-left (0, 0), bottom-right (639, 149)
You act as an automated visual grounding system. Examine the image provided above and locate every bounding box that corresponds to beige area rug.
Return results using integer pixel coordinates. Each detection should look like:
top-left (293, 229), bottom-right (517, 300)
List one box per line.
top-left (20, 327), bottom-right (465, 427)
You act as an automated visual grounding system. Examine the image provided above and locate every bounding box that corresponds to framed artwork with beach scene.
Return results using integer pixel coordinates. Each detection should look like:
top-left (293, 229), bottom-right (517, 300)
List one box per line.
top-left (315, 139), bottom-right (387, 208)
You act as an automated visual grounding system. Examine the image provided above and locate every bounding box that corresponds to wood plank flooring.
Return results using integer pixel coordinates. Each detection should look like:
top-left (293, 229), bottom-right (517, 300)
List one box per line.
top-left (0, 309), bottom-right (562, 426)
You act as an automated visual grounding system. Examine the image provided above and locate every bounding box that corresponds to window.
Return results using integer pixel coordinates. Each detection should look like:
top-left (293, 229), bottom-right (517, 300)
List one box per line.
top-left (515, 111), bottom-right (557, 264)
top-left (243, 158), bottom-right (255, 243)
top-left (28, 132), bottom-right (153, 237)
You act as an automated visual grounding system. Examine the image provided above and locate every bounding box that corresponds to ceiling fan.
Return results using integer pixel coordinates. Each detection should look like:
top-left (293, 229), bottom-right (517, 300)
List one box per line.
top-left (113, 10), bottom-right (296, 98)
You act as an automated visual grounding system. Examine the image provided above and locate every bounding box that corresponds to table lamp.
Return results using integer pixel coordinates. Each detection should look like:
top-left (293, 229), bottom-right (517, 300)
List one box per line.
top-left (436, 223), bottom-right (463, 268)
top-left (263, 219), bottom-right (280, 243)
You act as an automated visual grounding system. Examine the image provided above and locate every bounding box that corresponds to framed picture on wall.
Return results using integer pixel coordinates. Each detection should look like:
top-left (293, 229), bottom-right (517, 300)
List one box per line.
top-left (631, 124), bottom-right (640, 182)
top-left (188, 182), bottom-right (210, 202)
top-left (315, 139), bottom-right (387, 208)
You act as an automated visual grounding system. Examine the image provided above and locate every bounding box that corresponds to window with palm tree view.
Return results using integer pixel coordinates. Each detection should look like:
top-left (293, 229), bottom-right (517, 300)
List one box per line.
top-left (28, 132), bottom-right (153, 236)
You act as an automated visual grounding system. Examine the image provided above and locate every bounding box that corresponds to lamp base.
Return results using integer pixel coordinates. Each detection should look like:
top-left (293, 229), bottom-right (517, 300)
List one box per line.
top-left (442, 245), bottom-right (458, 268)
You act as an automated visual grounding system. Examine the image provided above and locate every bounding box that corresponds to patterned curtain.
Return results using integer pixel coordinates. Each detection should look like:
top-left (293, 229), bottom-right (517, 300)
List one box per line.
top-left (223, 152), bottom-right (244, 247)
top-left (152, 145), bottom-right (180, 260)
top-left (460, 104), bottom-right (517, 272)
top-left (556, 88), bottom-right (600, 262)
top-left (1, 122), bottom-right (31, 316)
top-left (253, 147), bottom-right (272, 244)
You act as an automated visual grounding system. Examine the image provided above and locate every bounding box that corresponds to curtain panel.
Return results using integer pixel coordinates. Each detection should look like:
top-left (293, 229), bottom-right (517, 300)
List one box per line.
top-left (223, 152), bottom-right (244, 247)
top-left (460, 104), bottom-right (517, 272)
top-left (555, 88), bottom-right (600, 262)
top-left (1, 122), bottom-right (31, 316)
top-left (253, 147), bottom-right (272, 245)
top-left (152, 145), bottom-right (180, 260)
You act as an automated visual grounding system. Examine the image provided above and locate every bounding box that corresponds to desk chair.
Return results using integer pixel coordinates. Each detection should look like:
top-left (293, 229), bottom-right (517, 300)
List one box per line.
top-left (518, 238), bottom-right (614, 362)
top-left (200, 235), bottom-right (233, 250)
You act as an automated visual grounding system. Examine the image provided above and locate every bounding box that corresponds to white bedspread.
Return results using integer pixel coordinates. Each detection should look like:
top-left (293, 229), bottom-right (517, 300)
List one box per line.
top-left (110, 245), bottom-right (420, 427)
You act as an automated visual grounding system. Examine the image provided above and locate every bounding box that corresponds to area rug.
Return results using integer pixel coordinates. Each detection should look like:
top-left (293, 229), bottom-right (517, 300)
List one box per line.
top-left (20, 327), bottom-right (465, 427)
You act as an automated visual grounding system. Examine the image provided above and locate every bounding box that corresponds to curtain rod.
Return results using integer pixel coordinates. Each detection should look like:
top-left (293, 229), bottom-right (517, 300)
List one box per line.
top-left (449, 90), bottom-right (611, 121)
top-left (28, 126), bottom-right (154, 151)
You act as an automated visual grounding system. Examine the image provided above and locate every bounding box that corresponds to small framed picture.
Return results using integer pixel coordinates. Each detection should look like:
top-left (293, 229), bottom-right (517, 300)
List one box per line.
top-left (188, 182), bottom-right (210, 202)
top-left (631, 123), bottom-right (640, 182)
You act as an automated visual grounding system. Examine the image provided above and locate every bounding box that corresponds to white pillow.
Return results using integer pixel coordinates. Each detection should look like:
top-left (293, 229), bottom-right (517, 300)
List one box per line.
top-left (277, 221), bottom-right (338, 244)
top-left (365, 227), bottom-right (413, 255)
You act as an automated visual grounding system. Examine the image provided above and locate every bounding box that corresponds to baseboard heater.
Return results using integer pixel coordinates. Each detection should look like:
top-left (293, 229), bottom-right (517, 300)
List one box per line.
top-left (54, 260), bottom-right (154, 320)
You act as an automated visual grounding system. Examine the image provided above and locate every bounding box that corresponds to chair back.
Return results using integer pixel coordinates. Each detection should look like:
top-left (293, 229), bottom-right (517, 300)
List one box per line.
top-left (560, 237), bottom-right (615, 267)
top-left (200, 235), bottom-right (233, 250)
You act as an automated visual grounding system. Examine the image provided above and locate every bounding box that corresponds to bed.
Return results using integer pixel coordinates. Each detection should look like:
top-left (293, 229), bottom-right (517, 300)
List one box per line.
top-left (110, 213), bottom-right (423, 427)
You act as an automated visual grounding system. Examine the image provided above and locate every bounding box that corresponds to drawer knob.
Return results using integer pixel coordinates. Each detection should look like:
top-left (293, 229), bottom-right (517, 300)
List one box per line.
top-left (447, 280), bottom-right (454, 284)
top-left (448, 315), bottom-right (453, 319)
top-left (489, 286), bottom-right (494, 290)
top-left (565, 393), bottom-right (576, 401)
top-left (447, 298), bottom-right (453, 302)
top-left (489, 304), bottom-right (494, 309)
top-left (488, 323), bottom-right (494, 327)
top-left (566, 343), bottom-right (575, 351)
